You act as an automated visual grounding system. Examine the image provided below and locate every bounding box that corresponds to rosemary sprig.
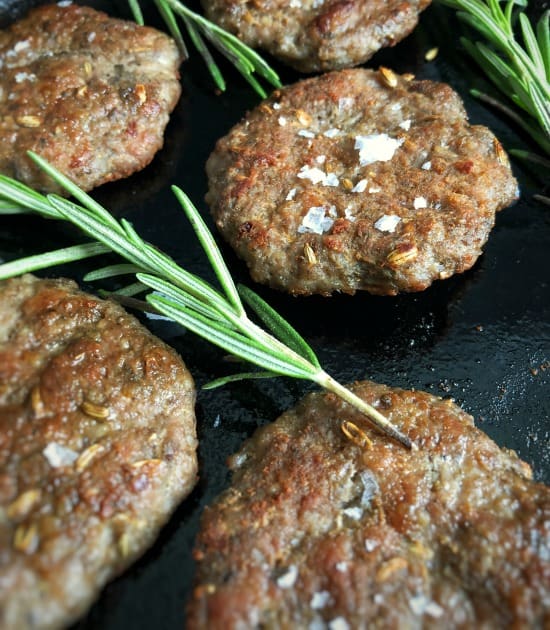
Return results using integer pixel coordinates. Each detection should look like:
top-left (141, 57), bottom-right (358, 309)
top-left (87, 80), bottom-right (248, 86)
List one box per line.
top-left (437, 0), bottom-right (550, 157)
top-left (0, 153), bottom-right (411, 449)
top-left (129, 0), bottom-right (281, 98)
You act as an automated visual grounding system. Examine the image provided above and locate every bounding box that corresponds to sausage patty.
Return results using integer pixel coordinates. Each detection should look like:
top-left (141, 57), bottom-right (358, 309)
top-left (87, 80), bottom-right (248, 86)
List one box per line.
top-left (187, 381), bottom-right (549, 628)
top-left (202, 0), bottom-right (431, 72)
top-left (0, 275), bottom-right (198, 629)
top-left (0, 3), bottom-right (181, 194)
top-left (206, 68), bottom-right (518, 296)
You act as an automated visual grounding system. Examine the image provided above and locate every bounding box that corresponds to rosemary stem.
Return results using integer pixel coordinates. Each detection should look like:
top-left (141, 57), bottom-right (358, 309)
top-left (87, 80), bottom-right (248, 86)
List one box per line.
top-left (315, 372), bottom-right (413, 449)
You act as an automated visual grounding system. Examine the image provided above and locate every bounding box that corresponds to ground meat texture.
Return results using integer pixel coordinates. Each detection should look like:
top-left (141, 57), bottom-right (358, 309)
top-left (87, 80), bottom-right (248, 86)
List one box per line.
top-left (0, 275), bottom-right (198, 629)
top-left (206, 68), bottom-right (518, 296)
top-left (0, 3), bottom-right (181, 194)
top-left (202, 0), bottom-right (431, 72)
top-left (187, 381), bottom-right (550, 629)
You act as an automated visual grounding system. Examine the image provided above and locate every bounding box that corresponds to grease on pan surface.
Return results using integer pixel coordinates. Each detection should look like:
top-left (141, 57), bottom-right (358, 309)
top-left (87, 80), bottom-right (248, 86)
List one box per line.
top-left (202, 0), bottom-right (432, 72)
top-left (207, 68), bottom-right (518, 296)
top-left (188, 381), bottom-right (550, 629)
top-left (0, 275), bottom-right (198, 629)
top-left (0, 3), bottom-right (181, 194)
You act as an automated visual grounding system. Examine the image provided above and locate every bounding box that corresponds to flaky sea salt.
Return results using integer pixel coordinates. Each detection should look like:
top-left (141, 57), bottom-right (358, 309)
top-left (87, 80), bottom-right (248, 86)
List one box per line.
top-left (310, 591), bottom-right (331, 610)
top-left (297, 165), bottom-right (338, 187)
top-left (368, 187), bottom-right (381, 193)
top-left (43, 442), bottom-right (78, 468)
top-left (88, 32), bottom-right (96, 42)
top-left (278, 116), bottom-right (287, 126)
top-left (343, 506), bottom-right (363, 520)
top-left (413, 196), bottom-right (428, 209)
top-left (351, 179), bottom-right (368, 193)
top-left (324, 173), bottom-right (339, 187)
top-left (344, 207), bottom-right (356, 222)
top-left (374, 214), bottom-right (401, 233)
top-left (421, 161), bottom-right (432, 170)
top-left (272, 102), bottom-right (282, 110)
top-left (297, 165), bottom-right (326, 184)
top-left (338, 97), bottom-right (354, 110)
top-left (335, 561), bottom-right (348, 572)
top-left (399, 119), bottom-right (412, 130)
top-left (298, 206), bottom-right (335, 234)
top-left (315, 155), bottom-right (326, 164)
top-left (58, 0), bottom-right (73, 5)
top-left (329, 617), bottom-right (350, 630)
top-left (365, 539), bottom-right (378, 552)
top-left (14, 72), bottom-right (36, 83)
top-left (277, 565), bottom-right (298, 588)
top-left (323, 128), bottom-right (341, 138)
top-left (354, 133), bottom-right (403, 166)
top-left (286, 188), bottom-right (297, 201)
top-left (13, 40), bottom-right (30, 53)
top-left (298, 129), bottom-right (315, 138)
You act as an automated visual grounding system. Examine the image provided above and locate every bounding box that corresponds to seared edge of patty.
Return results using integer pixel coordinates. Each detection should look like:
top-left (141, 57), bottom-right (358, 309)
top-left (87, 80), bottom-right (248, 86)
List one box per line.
top-left (0, 3), bottom-right (182, 193)
top-left (0, 275), bottom-right (198, 629)
top-left (207, 68), bottom-right (518, 296)
top-left (203, 0), bottom-right (432, 72)
top-left (187, 381), bottom-right (549, 628)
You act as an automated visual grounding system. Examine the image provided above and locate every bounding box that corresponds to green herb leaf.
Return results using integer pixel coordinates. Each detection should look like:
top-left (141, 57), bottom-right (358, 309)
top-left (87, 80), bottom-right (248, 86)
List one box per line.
top-left (129, 0), bottom-right (281, 96)
top-left (0, 155), bottom-right (412, 449)
top-left (438, 0), bottom-right (550, 158)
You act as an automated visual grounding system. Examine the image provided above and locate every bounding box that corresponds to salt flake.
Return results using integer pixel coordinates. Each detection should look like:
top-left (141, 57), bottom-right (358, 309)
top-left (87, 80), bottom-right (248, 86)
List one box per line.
top-left (344, 207), bottom-right (356, 222)
top-left (315, 155), bottom-right (326, 164)
top-left (399, 119), bottom-right (412, 131)
top-left (43, 442), bottom-right (78, 468)
top-left (324, 173), bottom-right (339, 187)
top-left (351, 179), bottom-right (368, 193)
top-left (338, 97), bottom-right (354, 111)
top-left (343, 506), bottom-right (363, 520)
top-left (278, 116), bottom-right (287, 126)
top-left (14, 72), bottom-right (36, 83)
top-left (272, 102), bottom-right (282, 110)
top-left (421, 161), bottom-right (432, 170)
top-left (354, 133), bottom-right (403, 166)
top-left (14, 41), bottom-right (30, 53)
top-left (413, 196), bottom-right (428, 209)
top-left (286, 188), bottom-right (297, 201)
top-left (323, 128), bottom-right (341, 138)
top-left (297, 166), bottom-right (326, 185)
top-left (374, 214), bottom-right (401, 233)
top-left (298, 206), bottom-right (335, 234)
top-left (310, 591), bottom-right (331, 610)
top-left (329, 617), bottom-right (350, 630)
top-left (277, 565), bottom-right (298, 589)
top-left (298, 129), bottom-right (315, 138)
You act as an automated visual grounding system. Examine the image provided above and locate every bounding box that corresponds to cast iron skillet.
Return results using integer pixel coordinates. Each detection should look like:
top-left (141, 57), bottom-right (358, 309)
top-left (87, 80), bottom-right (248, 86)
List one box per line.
top-left (1, 1), bottom-right (548, 627)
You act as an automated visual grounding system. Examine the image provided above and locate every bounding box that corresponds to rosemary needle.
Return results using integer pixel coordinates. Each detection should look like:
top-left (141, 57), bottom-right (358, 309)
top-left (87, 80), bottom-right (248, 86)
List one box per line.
top-left (128, 0), bottom-right (282, 97)
top-left (0, 153), bottom-right (412, 449)
top-left (437, 0), bottom-right (550, 157)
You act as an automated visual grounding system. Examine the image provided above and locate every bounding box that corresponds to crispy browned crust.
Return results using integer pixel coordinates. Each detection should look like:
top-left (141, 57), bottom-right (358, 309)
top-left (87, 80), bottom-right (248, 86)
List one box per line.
top-left (0, 275), bottom-right (198, 629)
top-left (0, 3), bottom-right (181, 194)
top-left (206, 68), bottom-right (518, 296)
top-left (203, 0), bottom-right (432, 72)
top-left (188, 381), bottom-right (549, 629)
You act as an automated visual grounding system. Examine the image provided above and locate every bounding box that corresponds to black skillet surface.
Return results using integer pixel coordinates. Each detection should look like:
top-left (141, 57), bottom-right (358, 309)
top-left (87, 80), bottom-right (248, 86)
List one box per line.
top-left (1, 0), bottom-right (549, 627)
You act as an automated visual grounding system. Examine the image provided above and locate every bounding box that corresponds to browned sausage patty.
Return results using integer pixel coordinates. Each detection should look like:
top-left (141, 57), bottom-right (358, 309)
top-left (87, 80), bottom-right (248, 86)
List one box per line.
top-left (187, 381), bottom-right (549, 629)
top-left (0, 3), bottom-right (181, 194)
top-left (206, 68), bottom-right (518, 296)
top-left (203, 0), bottom-right (431, 72)
top-left (0, 275), bottom-right (198, 629)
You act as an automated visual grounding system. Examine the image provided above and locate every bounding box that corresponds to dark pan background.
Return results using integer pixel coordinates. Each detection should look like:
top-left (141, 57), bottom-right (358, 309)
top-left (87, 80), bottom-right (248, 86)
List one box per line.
top-left (1, 0), bottom-right (549, 627)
